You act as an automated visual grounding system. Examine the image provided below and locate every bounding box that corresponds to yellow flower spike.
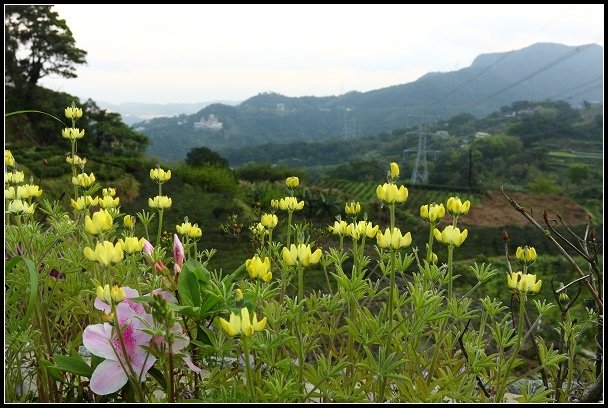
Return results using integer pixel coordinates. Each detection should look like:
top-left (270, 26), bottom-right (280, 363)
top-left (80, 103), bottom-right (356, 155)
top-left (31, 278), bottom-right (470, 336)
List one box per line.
top-left (123, 215), bottom-right (136, 228)
top-left (241, 307), bottom-right (254, 337)
top-left (7, 199), bottom-right (36, 215)
top-left (516, 246), bottom-right (537, 265)
top-left (5, 187), bottom-right (16, 200)
top-left (64, 106), bottom-right (83, 120)
top-left (16, 184), bottom-right (43, 199)
top-left (252, 313), bottom-right (267, 332)
top-left (420, 203), bottom-right (445, 223)
top-left (150, 167), bottom-right (171, 183)
top-left (118, 237), bottom-right (145, 254)
top-left (66, 154), bottom-right (87, 166)
top-left (84, 209), bottom-right (113, 235)
top-left (285, 176), bottom-right (300, 188)
top-left (329, 220), bottom-right (349, 236)
top-left (219, 313), bottom-right (240, 337)
top-left (110, 285), bottom-right (126, 303)
top-left (6, 171), bottom-right (25, 185)
top-left (99, 195), bottom-right (120, 209)
top-left (84, 241), bottom-right (124, 267)
top-left (282, 244), bottom-right (298, 266)
top-left (506, 271), bottom-right (542, 294)
top-left (148, 195), bottom-right (172, 209)
top-left (189, 224), bottom-right (202, 238)
top-left (390, 162), bottom-right (400, 179)
top-left (72, 172), bottom-right (96, 187)
top-left (245, 255), bottom-right (271, 281)
top-left (61, 128), bottom-right (85, 141)
top-left (102, 187), bottom-right (116, 197)
top-left (176, 221), bottom-right (193, 235)
top-left (447, 196), bottom-right (471, 217)
top-left (96, 284), bottom-right (111, 303)
top-left (260, 213), bottom-right (278, 229)
top-left (434, 225), bottom-right (468, 247)
top-left (376, 183), bottom-right (408, 204)
top-left (235, 288), bottom-right (244, 302)
top-left (345, 201), bottom-right (361, 216)
top-left (5, 150), bottom-right (15, 168)
top-left (270, 199), bottom-right (279, 210)
top-left (278, 196), bottom-right (304, 211)
top-left (376, 227), bottom-right (412, 249)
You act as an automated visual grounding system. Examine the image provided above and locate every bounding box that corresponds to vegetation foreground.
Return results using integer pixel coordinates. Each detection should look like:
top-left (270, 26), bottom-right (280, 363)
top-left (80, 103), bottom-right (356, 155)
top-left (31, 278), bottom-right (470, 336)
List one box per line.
top-left (4, 105), bottom-right (603, 403)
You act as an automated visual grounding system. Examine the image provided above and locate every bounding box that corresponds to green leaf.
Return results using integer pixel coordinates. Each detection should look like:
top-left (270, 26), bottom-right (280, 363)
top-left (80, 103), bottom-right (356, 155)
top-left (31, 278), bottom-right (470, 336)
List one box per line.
top-left (178, 265), bottom-right (201, 308)
top-left (196, 325), bottom-right (216, 346)
top-left (8, 257), bottom-right (40, 329)
top-left (148, 366), bottom-right (167, 389)
top-left (51, 354), bottom-right (93, 378)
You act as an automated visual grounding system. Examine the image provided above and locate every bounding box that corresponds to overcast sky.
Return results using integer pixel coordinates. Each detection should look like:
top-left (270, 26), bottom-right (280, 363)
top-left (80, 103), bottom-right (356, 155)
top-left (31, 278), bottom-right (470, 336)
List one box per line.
top-left (38, 4), bottom-right (603, 105)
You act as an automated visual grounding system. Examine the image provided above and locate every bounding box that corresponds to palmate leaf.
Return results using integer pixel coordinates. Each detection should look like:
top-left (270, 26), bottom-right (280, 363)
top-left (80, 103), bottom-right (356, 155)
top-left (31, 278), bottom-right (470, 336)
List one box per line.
top-left (6, 256), bottom-right (39, 329)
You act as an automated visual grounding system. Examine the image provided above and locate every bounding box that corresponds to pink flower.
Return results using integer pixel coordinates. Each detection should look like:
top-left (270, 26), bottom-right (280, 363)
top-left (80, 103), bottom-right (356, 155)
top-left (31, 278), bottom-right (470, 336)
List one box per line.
top-left (83, 303), bottom-right (156, 395)
top-left (141, 239), bottom-right (167, 273)
top-left (173, 233), bottom-right (184, 274)
top-left (94, 287), bottom-right (145, 315)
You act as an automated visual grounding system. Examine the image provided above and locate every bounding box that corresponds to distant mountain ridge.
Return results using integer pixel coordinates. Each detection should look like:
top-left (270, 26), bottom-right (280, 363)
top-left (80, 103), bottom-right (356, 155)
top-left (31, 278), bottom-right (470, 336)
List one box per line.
top-left (98, 100), bottom-right (240, 125)
top-left (133, 42), bottom-right (603, 163)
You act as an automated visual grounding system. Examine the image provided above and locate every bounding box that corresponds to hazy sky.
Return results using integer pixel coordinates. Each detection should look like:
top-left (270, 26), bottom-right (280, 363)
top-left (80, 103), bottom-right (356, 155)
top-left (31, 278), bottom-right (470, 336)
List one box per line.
top-left (38, 4), bottom-right (603, 104)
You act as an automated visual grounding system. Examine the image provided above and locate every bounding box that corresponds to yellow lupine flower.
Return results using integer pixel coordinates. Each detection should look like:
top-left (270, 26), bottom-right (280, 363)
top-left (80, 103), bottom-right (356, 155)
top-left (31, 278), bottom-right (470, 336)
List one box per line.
top-left (61, 128), bottom-right (85, 141)
top-left (83, 241), bottom-right (124, 266)
top-left (260, 213), bottom-right (278, 229)
top-left (447, 196), bottom-right (471, 217)
top-left (345, 201), bottom-right (361, 216)
top-left (420, 203), bottom-right (445, 223)
top-left (285, 176), bottom-right (300, 188)
top-left (149, 195), bottom-right (172, 209)
top-left (150, 167), bottom-right (171, 183)
top-left (72, 172), bottom-right (96, 187)
top-left (96, 284), bottom-right (112, 303)
top-left (376, 227), bottom-right (412, 249)
top-left (5, 171), bottom-right (25, 185)
top-left (16, 184), bottom-right (43, 199)
top-left (329, 220), bottom-right (349, 236)
top-left (71, 195), bottom-right (98, 211)
top-left (350, 220), bottom-right (379, 241)
top-left (516, 246), bottom-right (537, 265)
top-left (246, 255), bottom-right (272, 282)
top-left (390, 162), bottom-right (400, 179)
top-left (282, 243), bottom-right (322, 267)
top-left (123, 215), bottom-right (136, 228)
top-left (7, 199), bottom-right (36, 215)
top-left (5, 187), bottom-right (16, 199)
top-left (433, 225), bottom-right (468, 247)
top-left (5, 150), bottom-right (15, 168)
top-left (278, 196), bottom-right (304, 212)
top-left (188, 224), bottom-right (202, 238)
top-left (176, 221), bottom-right (193, 235)
top-left (270, 199), bottom-right (279, 210)
top-left (376, 183), bottom-right (408, 204)
top-left (102, 187), bottom-right (116, 197)
top-left (218, 307), bottom-right (267, 337)
top-left (65, 106), bottom-right (83, 120)
top-left (98, 195), bottom-right (120, 209)
top-left (506, 271), bottom-right (542, 294)
top-left (66, 154), bottom-right (87, 166)
top-left (235, 288), bottom-right (244, 302)
top-left (84, 209), bottom-right (113, 235)
top-left (110, 285), bottom-right (127, 303)
top-left (118, 236), bottom-right (145, 254)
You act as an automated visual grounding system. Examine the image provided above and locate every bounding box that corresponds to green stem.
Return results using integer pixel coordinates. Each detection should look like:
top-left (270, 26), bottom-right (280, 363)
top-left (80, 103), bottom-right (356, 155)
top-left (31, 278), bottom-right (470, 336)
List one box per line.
top-left (427, 222), bottom-right (435, 262)
top-left (287, 211), bottom-right (293, 248)
top-left (447, 245), bottom-right (454, 301)
top-left (496, 293), bottom-right (526, 402)
top-left (156, 209), bottom-right (164, 247)
top-left (242, 337), bottom-right (255, 401)
top-left (112, 311), bottom-right (146, 402)
top-left (297, 266), bottom-right (305, 400)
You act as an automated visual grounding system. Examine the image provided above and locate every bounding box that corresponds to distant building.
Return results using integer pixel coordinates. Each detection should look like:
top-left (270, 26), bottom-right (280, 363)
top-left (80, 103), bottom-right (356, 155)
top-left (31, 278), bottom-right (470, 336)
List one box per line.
top-left (475, 132), bottom-right (490, 139)
top-left (435, 130), bottom-right (449, 137)
top-left (194, 114), bottom-right (223, 131)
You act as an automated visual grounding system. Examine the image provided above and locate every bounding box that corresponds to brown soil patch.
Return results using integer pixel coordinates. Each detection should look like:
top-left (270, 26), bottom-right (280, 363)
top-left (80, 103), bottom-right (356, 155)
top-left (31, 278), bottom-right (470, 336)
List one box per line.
top-left (458, 190), bottom-right (590, 228)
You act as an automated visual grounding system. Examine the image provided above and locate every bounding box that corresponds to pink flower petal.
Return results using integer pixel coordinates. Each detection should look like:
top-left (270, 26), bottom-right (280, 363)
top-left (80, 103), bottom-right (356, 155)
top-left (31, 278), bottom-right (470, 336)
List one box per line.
top-left (149, 289), bottom-right (178, 304)
top-left (83, 323), bottom-right (117, 361)
top-left (89, 359), bottom-right (128, 395)
top-left (94, 298), bottom-right (111, 313)
top-left (182, 355), bottom-right (203, 374)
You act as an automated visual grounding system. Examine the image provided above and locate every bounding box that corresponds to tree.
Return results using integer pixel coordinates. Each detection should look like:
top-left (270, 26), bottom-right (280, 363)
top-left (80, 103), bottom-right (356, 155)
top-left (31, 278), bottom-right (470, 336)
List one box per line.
top-left (5, 5), bottom-right (87, 104)
top-left (185, 146), bottom-right (229, 168)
